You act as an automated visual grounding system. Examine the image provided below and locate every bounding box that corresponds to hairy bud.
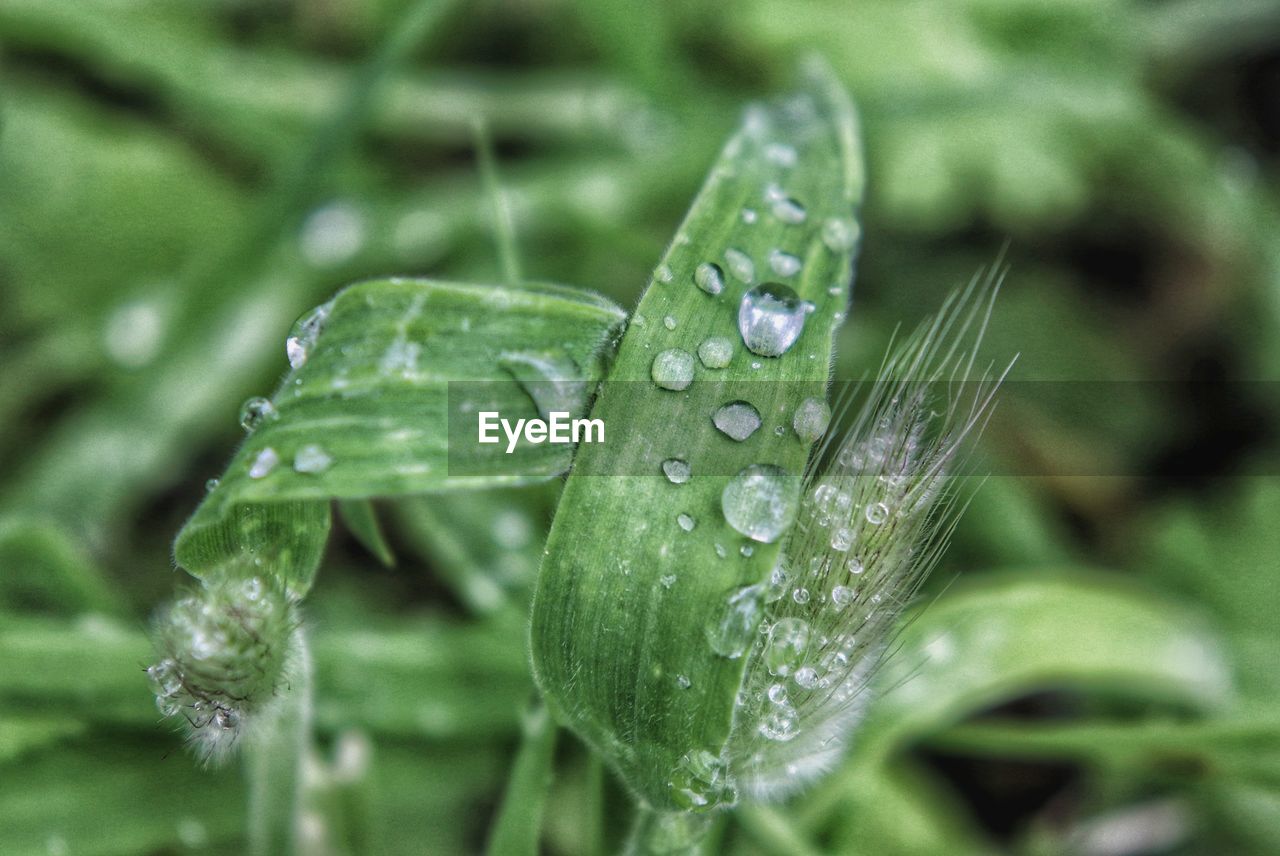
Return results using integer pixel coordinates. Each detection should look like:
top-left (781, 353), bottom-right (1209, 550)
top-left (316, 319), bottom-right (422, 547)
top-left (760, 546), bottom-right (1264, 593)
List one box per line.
top-left (147, 574), bottom-right (299, 764)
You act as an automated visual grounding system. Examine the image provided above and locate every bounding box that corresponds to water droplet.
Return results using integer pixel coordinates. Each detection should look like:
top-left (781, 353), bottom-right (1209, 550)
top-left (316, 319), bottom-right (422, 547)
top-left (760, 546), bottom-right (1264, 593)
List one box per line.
top-left (794, 667), bottom-right (819, 690)
top-left (724, 248), bottom-right (755, 284)
top-left (675, 673), bottom-right (691, 688)
top-left (249, 447), bottom-right (279, 479)
top-left (652, 349), bottom-right (695, 391)
top-left (740, 544), bottom-right (754, 557)
top-left (721, 464), bottom-right (799, 543)
top-left (830, 527), bottom-right (854, 552)
top-left (767, 683), bottom-right (789, 705)
top-left (771, 196), bottom-right (807, 224)
top-left (831, 585), bottom-right (855, 607)
top-left (662, 458), bottom-right (691, 484)
top-left (238, 397), bottom-right (277, 432)
top-left (758, 701), bottom-right (799, 741)
top-left (767, 249), bottom-right (802, 277)
top-left (738, 283), bottom-right (811, 357)
top-left (821, 217), bottom-right (860, 252)
top-left (764, 617), bottom-right (810, 676)
top-left (792, 588), bottom-right (810, 605)
top-left (669, 750), bottom-right (734, 810)
top-left (714, 543), bottom-right (728, 559)
top-left (706, 584), bottom-right (765, 658)
top-left (664, 315), bottom-right (678, 330)
top-left (204, 478), bottom-right (220, 493)
top-left (698, 337), bottom-right (733, 369)
top-left (793, 397), bottom-right (831, 444)
top-left (285, 301), bottom-right (333, 369)
top-left (656, 263), bottom-right (674, 283)
top-left (293, 444), bottom-right (333, 474)
top-left (741, 208), bottom-right (758, 224)
top-left (713, 401), bottom-right (762, 441)
top-left (694, 262), bottom-right (725, 295)
top-left (677, 512), bottom-right (696, 532)
top-left (846, 557), bottom-right (865, 575)
top-left (661, 574), bottom-right (678, 590)
top-left (865, 502), bottom-right (889, 525)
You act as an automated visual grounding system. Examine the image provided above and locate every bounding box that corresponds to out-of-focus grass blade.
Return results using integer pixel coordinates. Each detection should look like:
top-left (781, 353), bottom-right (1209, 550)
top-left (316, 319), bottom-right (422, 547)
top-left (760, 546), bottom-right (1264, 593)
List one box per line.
top-left (175, 278), bottom-right (624, 592)
top-left (338, 500), bottom-right (396, 567)
top-left (0, 517), bottom-right (125, 615)
top-left (484, 702), bottom-right (558, 856)
top-left (531, 60), bottom-right (864, 809)
top-left (391, 486), bottom-right (552, 615)
top-left (0, 614), bottom-right (529, 741)
top-left (861, 573), bottom-right (1232, 757)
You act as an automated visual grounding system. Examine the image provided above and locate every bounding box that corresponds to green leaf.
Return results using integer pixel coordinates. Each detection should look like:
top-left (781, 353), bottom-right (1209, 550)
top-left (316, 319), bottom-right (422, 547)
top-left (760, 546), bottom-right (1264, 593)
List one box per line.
top-left (530, 61), bottom-right (864, 810)
top-left (175, 278), bottom-right (624, 593)
top-left (861, 573), bottom-right (1233, 757)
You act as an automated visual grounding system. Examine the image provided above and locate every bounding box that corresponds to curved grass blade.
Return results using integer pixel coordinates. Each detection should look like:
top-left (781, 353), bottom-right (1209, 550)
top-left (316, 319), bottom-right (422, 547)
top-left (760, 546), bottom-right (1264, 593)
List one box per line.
top-left (175, 277), bottom-right (625, 592)
top-left (530, 60), bottom-right (865, 810)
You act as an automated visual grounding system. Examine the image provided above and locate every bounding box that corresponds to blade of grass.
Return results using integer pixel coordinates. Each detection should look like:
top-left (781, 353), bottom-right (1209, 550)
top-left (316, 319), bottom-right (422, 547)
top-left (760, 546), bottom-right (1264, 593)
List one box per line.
top-left (484, 701), bottom-right (559, 856)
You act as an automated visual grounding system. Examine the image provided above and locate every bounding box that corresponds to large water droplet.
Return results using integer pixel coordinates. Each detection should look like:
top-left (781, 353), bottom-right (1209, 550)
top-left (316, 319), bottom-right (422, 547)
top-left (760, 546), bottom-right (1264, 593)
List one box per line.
top-left (239, 397), bottom-right (277, 433)
top-left (831, 585), bottom-right (855, 607)
top-left (764, 617), bottom-right (810, 677)
top-left (698, 337), bottom-right (733, 369)
top-left (793, 397), bottom-right (831, 444)
top-left (830, 527), bottom-right (854, 552)
top-left (705, 584), bottom-right (764, 659)
top-left (721, 464), bottom-right (799, 543)
top-left (713, 401), bottom-right (762, 441)
top-left (738, 283), bottom-right (812, 357)
top-left (293, 444), bottom-right (333, 474)
top-left (652, 349), bottom-right (695, 391)
top-left (694, 262), bottom-right (725, 296)
top-left (662, 458), bottom-right (691, 484)
top-left (724, 248), bottom-right (755, 284)
top-left (285, 301), bottom-right (332, 369)
top-left (677, 512), bottom-right (696, 532)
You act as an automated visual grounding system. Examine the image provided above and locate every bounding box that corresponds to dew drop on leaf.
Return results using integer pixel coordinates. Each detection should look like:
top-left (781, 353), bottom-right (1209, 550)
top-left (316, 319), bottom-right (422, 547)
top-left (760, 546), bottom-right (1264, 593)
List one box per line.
top-left (248, 447), bottom-right (279, 479)
top-left (694, 262), bottom-right (725, 295)
top-left (738, 283), bottom-right (812, 357)
top-left (662, 458), bottom-right (691, 484)
top-left (713, 401), bottom-right (762, 440)
top-left (238, 397), bottom-right (277, 433)
top-left (705, 584), bottom-right (764, 659)
top-left (721, 464), bottom-right (798, 543)
top-left (767, 249), bottom-right (802, 277)
top-left (293, 444), bottom-right (333, 474)
top-left (724, 248), bottom-right (755, 284)
top-left (677, 512), bottom-right (696, 532)
top-left (865, 501), bottom-right (889, 525)
top-left (821, 217), bottom-right (859, 252)
top-left (793, 397), bottom-right (831, 443)
top-left (698, 336), bottom-right (733, 369)
top-left (652, 349), bottom-right (695, 391)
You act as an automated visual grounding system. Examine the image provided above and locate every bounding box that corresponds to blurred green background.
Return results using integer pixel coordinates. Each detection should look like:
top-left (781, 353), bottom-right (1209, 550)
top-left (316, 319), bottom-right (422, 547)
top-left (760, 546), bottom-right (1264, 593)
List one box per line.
top-left (2, 0), bottom-right (1280, 853)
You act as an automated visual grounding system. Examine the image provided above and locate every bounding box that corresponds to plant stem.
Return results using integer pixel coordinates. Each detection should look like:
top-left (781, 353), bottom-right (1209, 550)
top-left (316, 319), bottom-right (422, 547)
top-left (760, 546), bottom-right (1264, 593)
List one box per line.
top-left (623, 808), bottom-right (713, 856)
top-left (246, 628), bottom-right (314, 856)
top-left (473, 116), bottom-right (524, 288)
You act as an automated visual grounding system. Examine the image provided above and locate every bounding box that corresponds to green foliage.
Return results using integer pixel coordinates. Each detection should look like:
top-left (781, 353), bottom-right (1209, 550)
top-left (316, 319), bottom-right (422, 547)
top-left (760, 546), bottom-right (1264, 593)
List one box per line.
top-left (1, 0), bottom-right (1278, 853)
